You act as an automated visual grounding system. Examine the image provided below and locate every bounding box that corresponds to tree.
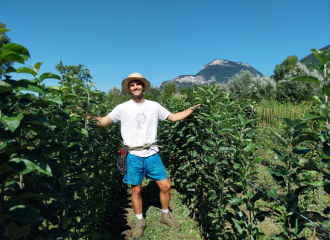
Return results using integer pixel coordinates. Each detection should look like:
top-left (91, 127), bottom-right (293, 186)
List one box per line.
top-left (273, 55), bottom-right (298, 81)
top-left (55, 61), bottom-right (93, 84)
top-left (163, 82), bottom-right (177, 95)
top-left (163, 82), bottom-right (177, 101)
top-left (228, 70), bottom-right (276, 101)
top-left (0, 22), bottom-right (10, 44)
top-left (144, 85), bottom-right (161, 101)
top-left (107, 86), bottom-right (121, 95)
top-left (0, 22), bottom-right (13, 79)
top-left (276, 62), bottom-right (323, 103)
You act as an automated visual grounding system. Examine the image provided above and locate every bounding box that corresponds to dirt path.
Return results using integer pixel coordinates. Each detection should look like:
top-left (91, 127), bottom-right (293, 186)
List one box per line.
top-left (102, 179), bottom-right (201, 240)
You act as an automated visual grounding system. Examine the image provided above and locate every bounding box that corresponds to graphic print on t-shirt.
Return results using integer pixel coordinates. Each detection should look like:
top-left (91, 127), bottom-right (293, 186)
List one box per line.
top-left (135, 113), bottom-right (147, 129)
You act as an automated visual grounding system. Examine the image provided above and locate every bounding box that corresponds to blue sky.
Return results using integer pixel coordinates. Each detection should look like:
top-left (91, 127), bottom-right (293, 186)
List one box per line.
top-left (1, 0), bottom-right (329, 93)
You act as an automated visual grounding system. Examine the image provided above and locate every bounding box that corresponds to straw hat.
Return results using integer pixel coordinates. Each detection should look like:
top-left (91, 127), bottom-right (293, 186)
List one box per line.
top-left (121, 73), bottom-right (151, 93)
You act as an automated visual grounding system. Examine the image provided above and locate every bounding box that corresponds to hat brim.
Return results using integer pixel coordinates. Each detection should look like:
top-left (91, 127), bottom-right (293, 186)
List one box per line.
top-left (122, 77), bottom-right (151, 93)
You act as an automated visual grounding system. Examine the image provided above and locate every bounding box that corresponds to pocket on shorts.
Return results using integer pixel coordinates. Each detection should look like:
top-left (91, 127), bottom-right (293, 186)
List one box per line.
top-left (127, 154), bottom-right (143, 169)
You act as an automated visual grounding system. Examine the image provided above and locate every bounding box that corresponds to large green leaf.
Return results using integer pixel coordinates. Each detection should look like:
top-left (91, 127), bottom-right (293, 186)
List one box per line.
top-left (322, 81), bottom-right (330, 96)
top-left (267, 188), bottom-right (278, 198)
top-left (321, 219), bottom-right (330, 231)
top-left (6, 157), bottom-right (53, 176)
top-left (321, 149), bottom-right (330, 160)
top-left (33, 62), bottom-right (43, 71)
top-left (205, 156), bottom-right (216, 164)
top-left (292, 134), bottom-right (317, 148)
top-left (229, 197), bottom-right (243, 205)
top-left (0, 51), bottom-right (25, 64)
top-left (9, 205), bottom-right (44, 222)
top-left (47, 95), bottom-right (63, 105)
top-left (0, 79), bottom-right (44, 94)
top-left (298, 157), bottom-right (317, 171)
top-left (301, 112), bottom-right (322, 121)
top-left (2, 66), bottom-right (16, 74)
top-left (16, 67), bottom-right (37, 76)
top-left (243, 143), bottom-right (257, 152)
top-left (4, 222), bottom-right (31, 240)
top-left (219, 146), bottom-right (236, 152)
top-left (270, 130), bottom-right (288, 148)
top-left (39, 72), bottom-right (61, 81)
top-left (0, 28), bottom-right (10, 34)
top-left (311, 48), bottom-right (330, 66)
top-left (2, 43), bottom-right (30, 57)
top-left (288, 76), bottom-right (321, 84)
top-left (208, 194), bottom-right (217, 201)
top-left (0, 113), bottom-right (24, 132)
top-left (283, 118), bottom-right (293, 127)
top-left (231, 218), bottom-right (243, 234)
top-left (310, 95), bottom-right (322, 105)
top-left (309, 181), bottom-right (323, 187)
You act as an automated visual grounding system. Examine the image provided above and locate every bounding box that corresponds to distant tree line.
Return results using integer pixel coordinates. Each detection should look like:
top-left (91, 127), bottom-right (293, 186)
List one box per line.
top-left (49, 55), bottom-right (324, 105)
top-left (104, 55), bottom-right (323, 105)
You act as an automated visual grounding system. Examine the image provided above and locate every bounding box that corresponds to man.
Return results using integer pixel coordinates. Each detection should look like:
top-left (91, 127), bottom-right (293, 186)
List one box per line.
top-left (84, 73), bottom-right (200, 239)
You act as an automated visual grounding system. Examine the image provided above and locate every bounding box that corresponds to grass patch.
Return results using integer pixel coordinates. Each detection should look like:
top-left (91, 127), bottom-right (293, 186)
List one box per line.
top-left (126, 178), bottom-right (201, 240)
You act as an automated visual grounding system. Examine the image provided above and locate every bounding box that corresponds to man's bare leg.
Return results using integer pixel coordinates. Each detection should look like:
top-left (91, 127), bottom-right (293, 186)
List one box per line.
top-left (131, 184), bottom-right (146, 239)
top-left (156, 178), bottom-right (171, 210)
top-left (131, 184), bottom-right (143, 214)
top-left (157, 178), bottom-right (180, 230)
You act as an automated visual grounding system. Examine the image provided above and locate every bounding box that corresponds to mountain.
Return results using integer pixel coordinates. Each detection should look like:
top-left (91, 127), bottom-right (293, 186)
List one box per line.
top-left (157, 59), bottom-right (264, 89)
top-left (300, 45), bottom-right (330, 66)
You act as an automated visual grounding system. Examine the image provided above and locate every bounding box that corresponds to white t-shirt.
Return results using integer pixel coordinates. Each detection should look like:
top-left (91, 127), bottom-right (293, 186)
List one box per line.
top-left (108, 99), bottom-right (171, 157)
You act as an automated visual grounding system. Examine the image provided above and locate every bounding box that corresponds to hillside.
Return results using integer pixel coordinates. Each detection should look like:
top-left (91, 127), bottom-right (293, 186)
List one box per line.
top-left (158, 59), bottom-right (263, 89)
top-left (300, 45), bottom-right (330, 66)
top-left (196, 59), bottom-right (263, 83)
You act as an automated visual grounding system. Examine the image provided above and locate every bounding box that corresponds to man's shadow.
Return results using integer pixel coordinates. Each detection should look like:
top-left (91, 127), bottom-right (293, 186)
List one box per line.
top-left (102, 179), bottom-right (163, 239)
top-left (102, 181), bottom-right (131, 240)
top-left (141, 180), bottom-right (163, 217)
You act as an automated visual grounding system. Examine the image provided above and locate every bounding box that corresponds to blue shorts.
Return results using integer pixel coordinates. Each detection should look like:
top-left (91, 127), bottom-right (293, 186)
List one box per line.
top-left (123, 153), bottom-right (168, 185)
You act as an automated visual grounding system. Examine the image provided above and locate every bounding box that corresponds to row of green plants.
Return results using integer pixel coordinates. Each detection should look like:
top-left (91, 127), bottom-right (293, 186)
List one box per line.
top-left (159, 86), bottom-right (264, 239)
top-left (158, 47), bottom-right (330, 239)
top-left (0, 28), bottom-right (123, 239)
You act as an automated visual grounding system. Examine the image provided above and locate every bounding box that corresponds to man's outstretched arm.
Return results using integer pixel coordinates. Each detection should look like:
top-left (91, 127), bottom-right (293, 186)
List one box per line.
top-left (166, 104), bottom-right (201, 122)
top-left (85, 113), bottom-right (113, 127)
top-left (72, 107), bottom-right (113, 127)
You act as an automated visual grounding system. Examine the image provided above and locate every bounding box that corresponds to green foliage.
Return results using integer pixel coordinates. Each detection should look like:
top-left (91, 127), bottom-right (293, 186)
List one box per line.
top-left (163, 81), bottom-right (177, 100)
top-left (267, 47), bottom-right (330, 238)
top-left (0, 33), bottom-right (123, 239)
top-left (107, 86), bottom-right (120, 95)
top-left (0, 23), bottom-right (12, 78)
top-left (55, 60), bottom-right (93, 83)
top-left (159, 84), bottom-right (263, 239)
top-left (273, 55), bottom-right (298, 82)
top-left (0, 29), bottom-right (29, 81)
top-left (144, 85), bottom-right (161, 102)
top-left (276, 62), bottom-right (323, 104)
top-left (228, 70), bottom-right (276, 101)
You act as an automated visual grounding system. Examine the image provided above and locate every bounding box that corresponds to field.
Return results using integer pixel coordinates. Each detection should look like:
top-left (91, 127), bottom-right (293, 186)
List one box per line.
top-left (1, 29), bottom-right (330, 240)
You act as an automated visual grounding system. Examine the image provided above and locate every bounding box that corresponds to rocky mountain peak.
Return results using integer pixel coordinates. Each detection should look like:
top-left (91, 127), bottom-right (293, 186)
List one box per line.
top-left (157, 58), bottom-right (262, 89)
top-left (202, 59), bottom-right (251, 70)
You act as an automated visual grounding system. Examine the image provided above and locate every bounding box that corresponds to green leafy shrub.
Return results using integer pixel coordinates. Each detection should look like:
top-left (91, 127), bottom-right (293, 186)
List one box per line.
top-left (159, 84), bottom-right (263, 239)
top-left (0, 28), bottom-right (123, 239)
top-left (228, 70), bottom-right (276, 101)
top-left (276, 62), bottom-right (323, 103)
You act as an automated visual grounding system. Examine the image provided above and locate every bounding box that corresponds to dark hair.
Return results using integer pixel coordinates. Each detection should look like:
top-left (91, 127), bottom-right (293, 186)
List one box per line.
top-left (128, 80), bottom-right (145, 87)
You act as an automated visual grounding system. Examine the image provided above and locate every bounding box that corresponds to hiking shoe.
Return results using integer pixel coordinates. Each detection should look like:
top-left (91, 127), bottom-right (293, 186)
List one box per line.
top-left (160, 211), bottom-right (181, 231)
top-left (132, 218), bottom-right (146, 239)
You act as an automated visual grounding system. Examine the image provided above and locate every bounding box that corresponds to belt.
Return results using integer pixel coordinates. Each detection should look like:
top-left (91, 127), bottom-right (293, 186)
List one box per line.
top-left (128, 143), bottom-right (161, 152)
